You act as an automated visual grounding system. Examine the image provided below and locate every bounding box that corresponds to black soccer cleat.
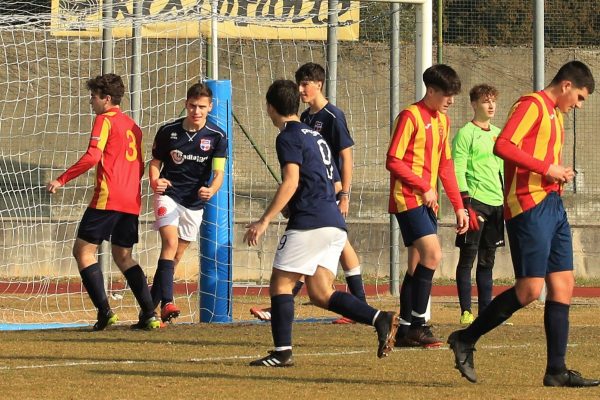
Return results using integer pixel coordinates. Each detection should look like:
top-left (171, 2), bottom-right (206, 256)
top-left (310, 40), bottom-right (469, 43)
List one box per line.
top-left (447, 330), bottom-right (477, 383)
top-left (374, 311), bottom-right (399, 358)
top-left (543, 370), bottom-right (600, 387)
top-left (406, 324), bottom-right (444, 348)
top-left (93, 309), bottom-right (118, 331)
top-left (249, 350), bottom-right (294, 367)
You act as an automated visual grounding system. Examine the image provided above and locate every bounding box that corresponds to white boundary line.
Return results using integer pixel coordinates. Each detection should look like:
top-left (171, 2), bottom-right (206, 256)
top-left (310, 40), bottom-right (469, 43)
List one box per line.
top-left (2, 342), bottom-right (595, 371)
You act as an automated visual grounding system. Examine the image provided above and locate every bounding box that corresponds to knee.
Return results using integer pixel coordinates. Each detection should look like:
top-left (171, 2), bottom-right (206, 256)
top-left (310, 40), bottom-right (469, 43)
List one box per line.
top-left (422, 249), bottom-right (442, 267)
top-left (307, 291), bottom-right (330, 309)
top-left (515, 286), bottom-right (542, 305)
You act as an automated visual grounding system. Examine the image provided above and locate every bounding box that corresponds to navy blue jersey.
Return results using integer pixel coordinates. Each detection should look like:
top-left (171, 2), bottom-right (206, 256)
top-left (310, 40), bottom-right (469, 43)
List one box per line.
top-left (152, 118), bottom-right (227, 210)
top-left (300, 102), bottom-right (354, 173)
top-left (276, 121), bottom-right (346, 231)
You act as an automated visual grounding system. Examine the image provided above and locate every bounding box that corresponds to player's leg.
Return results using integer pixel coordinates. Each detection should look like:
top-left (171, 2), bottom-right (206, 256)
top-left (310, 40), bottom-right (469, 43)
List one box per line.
top-left (339, 240), bottom-right (366, 302)
top-left (405, 234), bottom-right (443, 347)
top-left (331, 239), bottom-right (366, 324)
top-left (151, 194), bottom-right (180, 310)
top-left (475, 247), bottom-right (495, 313)
top-left (303, 228), bottom-right (398, 358)
top-left (74, 208), bottom-right (117, 330)
top-left (250, 267), bottom-right (300, 367)
top-left (448, 194), bottom-right (555, 383)
top-left (475, 203), bottom-right (504, 315)
top-left (456, 245), bottom-right (477, 324)
top-left (542, 199), bottom-right (598, 387)
top-left (394, 246), bottom-right (418, 346)
top-left (111, 213), bottom-right (161, 330)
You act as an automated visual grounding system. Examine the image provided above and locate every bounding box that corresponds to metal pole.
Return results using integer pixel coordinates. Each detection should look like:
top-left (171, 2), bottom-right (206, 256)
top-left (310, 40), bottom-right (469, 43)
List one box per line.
top-left (100, 0), bottom-right (113, 291)
top-left (210, 0), bottom-right (219, 79)
top-left (389, 2), bottom-right (401, 296)
top-left (326, 0), bottom-right (339, 103)
top-left (437, 0), bottom-right (442, 63)
top-left (533, 0), bottom-right (544, 91)
top-left (534, 0), bottom-right (546, 303)
top-left (101, 0), bottom-right (113, 75)
top-left (131, 0), bottom-right (142, 124)
top-left (415, 0), bottom-right (432, 100)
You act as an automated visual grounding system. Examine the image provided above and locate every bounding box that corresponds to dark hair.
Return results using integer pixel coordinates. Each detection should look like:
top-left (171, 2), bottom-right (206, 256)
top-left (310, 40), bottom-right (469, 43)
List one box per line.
top-left (266, 80), bottom-right (300, 116)
top-left (295, 62), bottom-right (326, 84)
top-left (187, 82), bottom-right (213, 100)
top-left (423, 64), bottom-right (461, 95)
top-left (86, 73), bottom-right (125, 105)
top-left (469, 84), bottom-right (499, 102)
top-left (550, 60), bottom-right (595, 94)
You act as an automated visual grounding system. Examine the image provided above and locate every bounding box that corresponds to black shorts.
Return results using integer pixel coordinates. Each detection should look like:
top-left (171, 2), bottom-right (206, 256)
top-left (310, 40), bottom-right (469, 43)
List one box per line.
top-left (455, 198), bottom-right (505, 248)
top-left (395, 205), bottom-right (438, 247)
top-left (77, 208), bottom-right (139, 248)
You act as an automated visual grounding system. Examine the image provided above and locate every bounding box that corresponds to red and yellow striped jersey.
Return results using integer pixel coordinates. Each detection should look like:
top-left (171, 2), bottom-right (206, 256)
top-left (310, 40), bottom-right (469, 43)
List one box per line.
top-left (57, 107), bottom-right (144, 215)
top-left (497, 91), bottom-right (563, 219)
top-left (387, 101), bottom-right (456, 213)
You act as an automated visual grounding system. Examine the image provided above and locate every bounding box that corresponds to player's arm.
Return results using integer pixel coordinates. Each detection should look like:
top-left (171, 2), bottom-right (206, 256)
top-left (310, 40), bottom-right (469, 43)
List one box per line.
top-left (198, 157), bottom-right (226, 201)
top-left (244, 162), bottom-right (299, 246)
top-left (149, 158), bottom-right (171, 194)
top-left (46, 116), bottom-right (106, 193)
top-left (493, 99), bottom-right (571, 182)
top-left (337, 147), bottom-right (352, 217)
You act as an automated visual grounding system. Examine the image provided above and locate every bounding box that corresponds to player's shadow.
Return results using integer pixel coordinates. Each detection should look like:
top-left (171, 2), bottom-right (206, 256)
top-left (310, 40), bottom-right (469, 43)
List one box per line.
top-left (91, 369), bottom-right (453, 387)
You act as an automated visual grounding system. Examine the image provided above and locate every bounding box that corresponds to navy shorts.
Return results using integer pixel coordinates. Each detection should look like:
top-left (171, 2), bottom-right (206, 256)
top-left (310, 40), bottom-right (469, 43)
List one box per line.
top-left (455, 199), bottom-right (505, 248)
top-left (77, 208), bottom-right (139, 248)
top-left (506, 192), bottom-right (573, 278)
top-left (395, 205), bottom-right (438, 247)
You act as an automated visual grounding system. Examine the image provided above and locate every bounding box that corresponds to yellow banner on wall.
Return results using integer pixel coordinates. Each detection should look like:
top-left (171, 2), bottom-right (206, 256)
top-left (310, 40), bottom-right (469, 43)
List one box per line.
top-left (51, 0), bottom-right (360, 40)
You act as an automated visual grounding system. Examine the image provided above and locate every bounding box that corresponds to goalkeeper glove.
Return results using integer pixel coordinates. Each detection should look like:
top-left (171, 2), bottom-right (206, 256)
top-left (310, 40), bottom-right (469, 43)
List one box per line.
top-left (461, 191), bottom-right (481, 232)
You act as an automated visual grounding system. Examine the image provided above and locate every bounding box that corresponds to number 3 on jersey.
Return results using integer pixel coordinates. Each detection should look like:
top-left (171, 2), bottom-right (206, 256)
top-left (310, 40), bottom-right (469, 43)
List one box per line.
top-left (125, 130), bottom-right (138, 162)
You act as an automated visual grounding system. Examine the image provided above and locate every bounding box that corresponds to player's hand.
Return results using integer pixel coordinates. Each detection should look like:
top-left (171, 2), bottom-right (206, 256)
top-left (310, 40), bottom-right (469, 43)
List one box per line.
top-left (461, 192), bottom-right (481, 232)
top-left (198, 186), bottom-right (215, 201)
top-left (455, 209), bottom-right (469, 235)
top-left (337, 195), bottom-right (349, 218)
top-left (46, 180), bottom-right (62, 194)
top-left (545, 164), bottom-right (575, 184)
top-left (151, 178), bottom-right (171, 194)
top-left (421, 188), bottom-right (439, 210)
top-left (244, 220), bottom-right (268, 246)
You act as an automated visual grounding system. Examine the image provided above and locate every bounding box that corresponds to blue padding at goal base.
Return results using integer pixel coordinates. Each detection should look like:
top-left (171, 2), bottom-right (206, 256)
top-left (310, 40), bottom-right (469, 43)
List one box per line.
top-left (200, 80), bottom-right (233, 323)
top-left (0, 323), bottom-right (88, 331)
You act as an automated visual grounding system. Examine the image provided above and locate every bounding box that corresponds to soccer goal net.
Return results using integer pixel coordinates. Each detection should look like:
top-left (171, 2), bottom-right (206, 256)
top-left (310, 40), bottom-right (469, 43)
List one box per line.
top-left (0, 0), bottom-right (420, 327)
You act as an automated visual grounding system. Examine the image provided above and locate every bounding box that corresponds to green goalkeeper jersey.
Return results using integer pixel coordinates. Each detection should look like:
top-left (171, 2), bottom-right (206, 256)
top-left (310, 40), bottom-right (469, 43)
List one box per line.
top-left (451, 121), bottom-right (504, 207)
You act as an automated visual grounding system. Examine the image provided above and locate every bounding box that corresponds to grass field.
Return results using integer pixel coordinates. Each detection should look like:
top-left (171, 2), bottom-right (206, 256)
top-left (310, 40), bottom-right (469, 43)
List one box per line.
top-left (1, 297), bottom-right (599, 399)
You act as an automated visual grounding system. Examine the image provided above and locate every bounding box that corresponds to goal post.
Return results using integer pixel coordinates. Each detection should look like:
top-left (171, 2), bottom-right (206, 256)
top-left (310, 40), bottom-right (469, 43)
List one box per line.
top-left (200, 79), bottom-right (234, 323)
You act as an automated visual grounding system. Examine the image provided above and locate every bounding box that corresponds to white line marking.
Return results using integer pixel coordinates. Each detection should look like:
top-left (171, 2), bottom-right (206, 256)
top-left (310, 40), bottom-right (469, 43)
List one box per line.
top-left (0, 342), bottom-right (595, 371)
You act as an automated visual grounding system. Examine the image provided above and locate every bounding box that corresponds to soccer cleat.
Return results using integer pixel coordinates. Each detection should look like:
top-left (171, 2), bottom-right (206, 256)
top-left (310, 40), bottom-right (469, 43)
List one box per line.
top-left (460, 310), bottom-right (475, 326)
top-left (131, 316), bottom-right (162, 330)
top-left (161, 302), bottom-right (181, 323)
top-left (543, 370), bottom-right (600, 387)
top-left (374, 311), bottom-right (399, 358)
top-left (394, 335), bottom-right (420, 348)
top-left (93, 309), bottom-right (118, 331)
top-left (406, 325), bottom-right (444, 348)
top-left (447, 330), bottom-right (477, 383)
top-left (332, 316), bottom-right (355, 324)
top-left (250, 307), bottom-right (272, 321)
top-left (249, 350), bottom-right (294, 367)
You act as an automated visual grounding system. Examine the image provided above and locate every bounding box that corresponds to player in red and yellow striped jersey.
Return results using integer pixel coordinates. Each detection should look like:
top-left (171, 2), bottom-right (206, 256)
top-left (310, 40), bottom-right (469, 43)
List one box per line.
top-left (47, 74), bottom-right (160, 331)
top-left (448, 61), bottom-right (599, 387)
top-left (386, 64), bottom-right (468, 348)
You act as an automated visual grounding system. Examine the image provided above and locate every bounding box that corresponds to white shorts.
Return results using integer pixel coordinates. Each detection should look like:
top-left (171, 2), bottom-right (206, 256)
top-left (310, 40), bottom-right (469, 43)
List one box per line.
top-left (273, 227), bottom-right (347, 276)
top-left (153, 194), bottom-right (204, 242)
